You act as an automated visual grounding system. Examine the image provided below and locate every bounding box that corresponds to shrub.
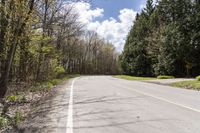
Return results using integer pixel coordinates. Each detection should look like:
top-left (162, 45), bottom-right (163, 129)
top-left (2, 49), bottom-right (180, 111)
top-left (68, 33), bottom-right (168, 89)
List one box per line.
top-left (196, 76), bottom-right (200, 81)
top-left (47, 82), bottom-right (53, 89)
top-left (157, 75), bottom-right (175, 79)
top-left (54, 66), bottom-right (65, 78)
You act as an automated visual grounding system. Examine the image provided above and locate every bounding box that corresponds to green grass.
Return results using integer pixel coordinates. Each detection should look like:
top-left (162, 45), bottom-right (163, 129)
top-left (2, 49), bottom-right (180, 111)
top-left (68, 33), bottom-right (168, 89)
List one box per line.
top-left (157, 75), bottom-right (175, 79)
top-left (171, 80), bottom-right (200, 90)
top-left (114, 75), bottom-right (157, 80)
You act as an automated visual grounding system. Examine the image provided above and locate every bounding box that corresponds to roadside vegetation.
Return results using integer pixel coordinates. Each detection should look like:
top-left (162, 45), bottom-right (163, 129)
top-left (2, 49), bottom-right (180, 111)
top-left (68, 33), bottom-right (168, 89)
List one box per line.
top-left (114, 75), bottom-right (156, 80)
top-left (120, 0), bottom-right (200, 78)
top-left (0, 74), bottom-right (78, 131)
top-left (171, 76), bottom-right (200, 91)
top-left (171, 80), bottom-right (200, 91)
top-left (115, 75), bottom-right (176, 81)
top-left (157, 76), bottom-right (175, 79)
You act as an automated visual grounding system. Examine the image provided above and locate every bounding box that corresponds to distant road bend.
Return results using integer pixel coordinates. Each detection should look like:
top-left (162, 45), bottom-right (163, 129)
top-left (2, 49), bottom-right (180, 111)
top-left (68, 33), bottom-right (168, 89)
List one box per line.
top-left (9, 76), bottom-right (200, 133)
top-left (66, 76), bottom-right (200, 133)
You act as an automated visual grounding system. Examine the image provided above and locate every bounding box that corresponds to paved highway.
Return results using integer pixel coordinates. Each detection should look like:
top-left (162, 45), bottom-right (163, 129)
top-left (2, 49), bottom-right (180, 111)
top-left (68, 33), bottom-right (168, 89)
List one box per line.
top-left (69, 76), bottom-right (200, 133)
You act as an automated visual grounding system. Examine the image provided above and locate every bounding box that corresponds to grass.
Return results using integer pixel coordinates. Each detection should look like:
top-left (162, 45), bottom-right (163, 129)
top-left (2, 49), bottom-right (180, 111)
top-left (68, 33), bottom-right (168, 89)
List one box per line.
top-left (114, 75), bottom-right (157, 80)
top-left (157, 75), bottom-right (175, 79)
top-left (28, 74), bottom-right (80, 92)
top-left (171, 80), bottom-right (200, 90)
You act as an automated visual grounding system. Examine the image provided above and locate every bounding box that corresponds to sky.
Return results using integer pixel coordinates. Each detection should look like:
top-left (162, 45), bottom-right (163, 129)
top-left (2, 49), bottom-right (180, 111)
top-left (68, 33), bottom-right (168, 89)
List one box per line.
top-left (71, 0), bottom-right (149, 52)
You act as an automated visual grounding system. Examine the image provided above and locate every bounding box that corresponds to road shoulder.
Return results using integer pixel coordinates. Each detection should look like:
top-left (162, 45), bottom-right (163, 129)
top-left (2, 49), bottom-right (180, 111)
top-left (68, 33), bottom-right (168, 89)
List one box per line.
top-left (4, 80), bottom-right (71, 133)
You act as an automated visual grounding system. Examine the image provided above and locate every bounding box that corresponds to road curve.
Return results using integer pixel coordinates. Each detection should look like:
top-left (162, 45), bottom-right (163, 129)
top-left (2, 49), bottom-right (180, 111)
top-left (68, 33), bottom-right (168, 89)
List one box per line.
top-left (71, 76), bottom-right (200, 133)
top-left (6, 76), bottom-right (200, 133)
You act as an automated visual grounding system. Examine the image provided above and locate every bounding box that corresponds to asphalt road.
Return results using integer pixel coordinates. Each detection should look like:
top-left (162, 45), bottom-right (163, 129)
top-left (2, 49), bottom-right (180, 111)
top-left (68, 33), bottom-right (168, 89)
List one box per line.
top-left (8, 76), bottom-right (200, 133)
top-left (70, 76), bottom-right (200, 133)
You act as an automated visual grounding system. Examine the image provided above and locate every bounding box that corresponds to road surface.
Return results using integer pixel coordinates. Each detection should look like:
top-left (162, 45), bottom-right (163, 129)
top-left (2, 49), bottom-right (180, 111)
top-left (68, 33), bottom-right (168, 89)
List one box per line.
top-left (8, 76), bottom-right (200, 133)
top-left (71, 76), bottom-right (200, 133)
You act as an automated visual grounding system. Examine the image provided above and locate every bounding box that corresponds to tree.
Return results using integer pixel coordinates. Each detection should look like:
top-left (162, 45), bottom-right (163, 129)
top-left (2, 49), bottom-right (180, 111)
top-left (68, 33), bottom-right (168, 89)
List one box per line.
top-left (0, 0), bottom-right (35, 98)
top-left (121, 0), bottom-right (200, 77)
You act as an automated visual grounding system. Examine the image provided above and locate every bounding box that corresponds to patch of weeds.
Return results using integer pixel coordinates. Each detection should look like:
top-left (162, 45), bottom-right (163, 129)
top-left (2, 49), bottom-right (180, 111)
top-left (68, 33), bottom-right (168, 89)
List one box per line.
top-left (6, 95), bottom-right (27, 103)
top-left (6, 96), bottom-right (18, 102)
top-left (0, 117), bottom-right (9, 128)
top-left (11, 111), bottom-right (24, 126)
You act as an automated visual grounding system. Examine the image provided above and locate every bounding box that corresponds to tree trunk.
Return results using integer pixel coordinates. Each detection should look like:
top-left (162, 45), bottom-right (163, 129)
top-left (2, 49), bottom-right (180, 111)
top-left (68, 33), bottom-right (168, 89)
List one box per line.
top-left (0, 41), bottom-right (18, 97)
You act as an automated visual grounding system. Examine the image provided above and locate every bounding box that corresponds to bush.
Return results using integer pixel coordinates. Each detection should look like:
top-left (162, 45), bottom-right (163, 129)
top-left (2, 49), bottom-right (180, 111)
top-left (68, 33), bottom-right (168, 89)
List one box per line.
top-left (196, 76), bottom-right (200, 81)
top-left (47, 82), bottom-right (53, 89)
top-left (157, 75), bottom-right (175, 79)
top-left (54, 66), bottom-right (65, 78)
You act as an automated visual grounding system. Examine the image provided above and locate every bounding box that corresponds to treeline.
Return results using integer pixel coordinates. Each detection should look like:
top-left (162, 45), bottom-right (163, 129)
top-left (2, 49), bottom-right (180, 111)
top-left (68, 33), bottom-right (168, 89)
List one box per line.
top-left (121, 0), bottom-right (200, 77)
top-left (0, 0), bottom-right (120, 98)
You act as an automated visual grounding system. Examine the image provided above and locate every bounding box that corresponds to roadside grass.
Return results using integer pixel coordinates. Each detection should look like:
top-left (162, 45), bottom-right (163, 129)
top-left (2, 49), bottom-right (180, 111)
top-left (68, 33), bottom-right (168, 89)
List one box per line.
top-left (28, 74), bottom-right (80, 92)
top-left (157, 75), bottom-right (175, 79)
top-left (114, 75), bottom-right (157, 80)
top-left (171, 80), bottom-right (200, 91)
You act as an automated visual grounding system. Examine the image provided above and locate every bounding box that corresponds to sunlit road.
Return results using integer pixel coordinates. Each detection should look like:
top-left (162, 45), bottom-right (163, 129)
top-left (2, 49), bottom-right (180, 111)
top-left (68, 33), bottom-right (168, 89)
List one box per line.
top-left (7, 76), bottom-right (200, 133)
top-left (70, 76), bottom-right (200, 133)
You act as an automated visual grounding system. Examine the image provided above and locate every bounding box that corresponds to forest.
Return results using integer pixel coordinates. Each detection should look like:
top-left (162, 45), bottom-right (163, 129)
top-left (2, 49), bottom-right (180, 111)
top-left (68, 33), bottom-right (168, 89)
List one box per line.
top-left (0, 0), bottom-right (120, 98)
top-left (121, 0), bottom-right (200, 77)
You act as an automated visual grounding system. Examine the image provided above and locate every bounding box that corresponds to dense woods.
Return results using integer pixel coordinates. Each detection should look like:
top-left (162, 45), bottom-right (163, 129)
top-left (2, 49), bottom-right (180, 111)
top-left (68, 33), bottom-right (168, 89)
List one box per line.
top-left (0, 0), bottom-right (120, 98)
top-left (121, 0), bottom-right (200, 77)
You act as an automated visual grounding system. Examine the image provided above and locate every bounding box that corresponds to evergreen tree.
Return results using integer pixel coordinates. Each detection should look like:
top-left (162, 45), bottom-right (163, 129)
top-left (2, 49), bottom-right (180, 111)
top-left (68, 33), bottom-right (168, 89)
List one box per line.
top-left (121, 0), bottom-right (200, 77)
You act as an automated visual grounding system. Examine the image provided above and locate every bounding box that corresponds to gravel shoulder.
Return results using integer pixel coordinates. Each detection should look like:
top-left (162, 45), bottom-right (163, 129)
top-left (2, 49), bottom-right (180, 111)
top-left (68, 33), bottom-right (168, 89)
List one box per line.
top-left (4, 80), bottom-right (72, 133)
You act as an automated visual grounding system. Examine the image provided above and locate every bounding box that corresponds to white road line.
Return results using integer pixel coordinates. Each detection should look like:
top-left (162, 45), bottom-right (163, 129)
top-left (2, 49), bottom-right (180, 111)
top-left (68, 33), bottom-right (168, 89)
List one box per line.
top-left (66, 78), bottom-right (78, 133)
top-left (130, 88), bottom-right (200, 113)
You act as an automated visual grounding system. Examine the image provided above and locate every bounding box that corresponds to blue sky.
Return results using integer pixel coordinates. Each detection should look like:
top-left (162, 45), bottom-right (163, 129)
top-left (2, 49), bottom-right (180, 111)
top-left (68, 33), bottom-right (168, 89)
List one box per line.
top-left (72, 0), bottom-right (149, 51)
top-left (92, 0), bottom-right (146, 21)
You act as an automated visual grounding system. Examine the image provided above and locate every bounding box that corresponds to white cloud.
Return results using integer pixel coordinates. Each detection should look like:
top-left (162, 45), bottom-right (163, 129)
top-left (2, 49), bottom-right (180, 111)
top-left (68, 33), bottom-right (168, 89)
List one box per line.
top-left (72, 2), bottom-right (137, 52)
top-left (72, 2), bottom-right (104, 24)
